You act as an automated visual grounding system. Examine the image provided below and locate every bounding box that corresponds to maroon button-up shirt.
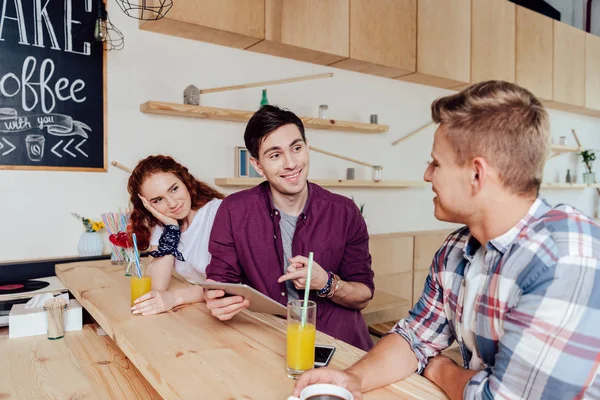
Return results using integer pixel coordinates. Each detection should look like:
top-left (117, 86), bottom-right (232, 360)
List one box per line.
top-left (206, 182), bottom-right (374, 351)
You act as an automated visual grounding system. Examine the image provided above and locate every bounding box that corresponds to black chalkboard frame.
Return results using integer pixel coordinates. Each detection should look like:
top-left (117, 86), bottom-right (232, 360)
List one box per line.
top-left (0, 0), bottom-right (107, 172)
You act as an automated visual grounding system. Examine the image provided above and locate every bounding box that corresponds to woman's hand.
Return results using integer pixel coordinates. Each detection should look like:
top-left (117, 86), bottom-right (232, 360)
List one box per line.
top-left (138, 194), bottom-right (178, 226)
top-left (131, 290), bottom-right (179, 315)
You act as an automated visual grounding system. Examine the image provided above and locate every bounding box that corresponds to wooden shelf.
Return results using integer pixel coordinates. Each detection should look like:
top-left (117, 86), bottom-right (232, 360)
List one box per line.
top-left (540, 183), bottom-right (588, 189)
top-left (140, 101), bottom-right (389, 134)
top-left (550, 144), bottom-right (581, 153)
top-left (214, 177), bottom-right (426, 189)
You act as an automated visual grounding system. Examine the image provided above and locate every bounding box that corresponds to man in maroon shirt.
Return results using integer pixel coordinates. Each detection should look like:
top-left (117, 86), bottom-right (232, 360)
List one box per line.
top-left (204, 105), bottom-right (375, 351)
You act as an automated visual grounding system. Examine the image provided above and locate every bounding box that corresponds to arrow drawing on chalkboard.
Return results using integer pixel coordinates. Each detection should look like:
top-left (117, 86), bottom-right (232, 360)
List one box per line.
top-left (51, 139), bottom-right (89, 158)
top-left (0, 138), bottom-right (16, 156)
top-left (75, 139), bottom-right (88, 157)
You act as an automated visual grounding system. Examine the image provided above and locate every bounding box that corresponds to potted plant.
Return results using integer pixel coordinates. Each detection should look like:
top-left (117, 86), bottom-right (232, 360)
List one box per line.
top-left (579, 149), bottom-right (597, 184)
top-left (72, 213), bottom-right (105, 256)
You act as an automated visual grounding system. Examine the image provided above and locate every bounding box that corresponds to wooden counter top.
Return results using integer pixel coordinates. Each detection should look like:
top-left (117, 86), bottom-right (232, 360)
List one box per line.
top-left (0, 325), bottom-right (161, 399)
top-left (56, 260), bottom-right (448, 400)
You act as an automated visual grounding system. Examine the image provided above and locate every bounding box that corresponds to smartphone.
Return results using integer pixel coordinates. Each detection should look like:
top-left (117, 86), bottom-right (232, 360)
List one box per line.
top-left (314, 344), bottom-right (336, 368)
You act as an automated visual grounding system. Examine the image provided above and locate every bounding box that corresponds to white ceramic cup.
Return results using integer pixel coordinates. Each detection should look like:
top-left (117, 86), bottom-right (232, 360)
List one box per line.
top-left (287, 383), bottom-right (354, 400)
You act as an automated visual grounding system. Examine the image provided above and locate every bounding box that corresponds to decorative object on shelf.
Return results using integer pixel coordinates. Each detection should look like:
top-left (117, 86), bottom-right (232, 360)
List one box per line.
top-left (72, 213), bottom-right (105, 256)
top-left (183, 85), bottom-right (200, 105)
top-left (115, 0), bottom-right (173, 20)
top-left (141, 101), bottom-right (389, 134)
top-left (235, 146), bottom-right (261, 178)
top-left (319, 105), bottom-right (329, 119)
top-left (580, 149), bottom-right (597, 184)
top-left (392, 121), bottom-right (435, 145)
top-left (370, 114), bottom-right (378, 124)
top-left (566, 169), bottom-right (572, 183)
top-left (260, 89), bottom-right (269, 107)
top-left (93, 0), bottom-right (124, 51)
top-left (346, 168), bottom-right (355, 180)
top-left (372, 166), bottom-right (383, 182)
top-left (559, 136), bottom-right (567, 146)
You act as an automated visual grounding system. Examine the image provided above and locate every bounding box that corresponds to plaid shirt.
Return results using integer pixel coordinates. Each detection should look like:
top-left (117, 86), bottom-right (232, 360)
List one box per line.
top-left (392, 198), bottom-right (600, 399)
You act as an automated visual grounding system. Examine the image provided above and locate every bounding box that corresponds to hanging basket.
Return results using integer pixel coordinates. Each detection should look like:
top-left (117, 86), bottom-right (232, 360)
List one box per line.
top-left (114, 0), bottom-right (173, 20)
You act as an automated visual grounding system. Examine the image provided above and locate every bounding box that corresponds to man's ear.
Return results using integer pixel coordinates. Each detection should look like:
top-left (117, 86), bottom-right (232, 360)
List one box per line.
top-left (472, 157), bottom-right (487, 194)
top-left (249, 157), bottom-right (265, 177)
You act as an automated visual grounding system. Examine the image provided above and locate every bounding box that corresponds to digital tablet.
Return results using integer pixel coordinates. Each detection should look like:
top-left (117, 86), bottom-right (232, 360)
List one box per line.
top-left (198, 282), bottom-right (287, 316)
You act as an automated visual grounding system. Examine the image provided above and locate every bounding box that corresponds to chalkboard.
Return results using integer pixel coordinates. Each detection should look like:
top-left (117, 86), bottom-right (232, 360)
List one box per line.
top-left (0, 0), bottom-right (106, 171)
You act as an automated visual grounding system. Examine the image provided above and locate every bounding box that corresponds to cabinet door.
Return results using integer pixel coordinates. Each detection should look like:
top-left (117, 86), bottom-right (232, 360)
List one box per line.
top-left (552, 21), bottom-right (585, 108)
top-left (398, 0), bottom-right (471, 89)
top-left (515, 5), bottom-right (553, 100)
top-left (139, 0), bottom-right (265, 49)
top-left (471, 0), bottom-right (515, 84)
top-left (332, 0), bottom-right (416, 78)
top-left (586, 33), bottom-right (600, 112)
top-left (248, 0), bottom-right (349, 65)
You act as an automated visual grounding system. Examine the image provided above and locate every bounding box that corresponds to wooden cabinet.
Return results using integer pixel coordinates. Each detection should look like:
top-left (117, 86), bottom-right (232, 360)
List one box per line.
top-left (248, 0), bottom-right (349, 65)
top-left (470, 0), bottom-right (515, 85)
top-left (515, 5), bottom-right (553, 100)
top-left (586, 33), bottom-right (600, 112)
top-left (398, 0), bottom-right (471, 89)
top-left (551, 21), bottom-right (586, 109)
top-left (139, 0), bottom-right (265, 49)
top-left (332, 0), bottom-right (416, 78)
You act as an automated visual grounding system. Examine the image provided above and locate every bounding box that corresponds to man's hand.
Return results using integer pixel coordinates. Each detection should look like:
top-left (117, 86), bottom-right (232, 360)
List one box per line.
top-left (293, 368), bottom-right (363, 399)
top-left (277, 255), bottom-right (329, 290)
top-left (138, 194), bottom-right (178, 226)
top-left (131, 290), bottom-right (178, 315)
top-left (204, 279), bottom-right (249, 321)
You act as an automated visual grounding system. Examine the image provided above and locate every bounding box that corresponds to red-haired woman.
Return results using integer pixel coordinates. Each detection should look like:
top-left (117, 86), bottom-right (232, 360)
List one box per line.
top-left (127, 155), bottom-right (224, 315)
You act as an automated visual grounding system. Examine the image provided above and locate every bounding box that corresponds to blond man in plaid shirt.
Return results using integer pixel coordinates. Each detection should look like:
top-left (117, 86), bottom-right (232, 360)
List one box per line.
top-left (293, 81), bottom-right (600, 400)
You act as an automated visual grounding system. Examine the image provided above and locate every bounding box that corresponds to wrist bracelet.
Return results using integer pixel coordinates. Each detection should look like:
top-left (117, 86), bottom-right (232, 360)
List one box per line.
top-left (316, 271), bottom-right (335, 297)
top-left (148, 224), bottom-right (185, 262)
top-left (326, 274), bottom-right (340, 298)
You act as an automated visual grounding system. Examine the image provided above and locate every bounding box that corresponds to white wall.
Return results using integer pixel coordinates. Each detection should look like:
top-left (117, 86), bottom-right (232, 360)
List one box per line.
top-left (2, 9), bottom-right (600, 262)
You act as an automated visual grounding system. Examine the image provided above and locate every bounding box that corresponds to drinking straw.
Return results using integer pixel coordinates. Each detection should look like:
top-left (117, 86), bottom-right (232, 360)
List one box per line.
top-left (301, 252), bottom-right (314, 329)
top-left (131, 233), bottom-right (142, 278)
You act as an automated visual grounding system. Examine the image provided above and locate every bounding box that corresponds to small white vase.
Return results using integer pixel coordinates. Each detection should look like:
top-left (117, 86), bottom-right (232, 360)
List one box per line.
top-left (77, 232), bottom-right (104, 256)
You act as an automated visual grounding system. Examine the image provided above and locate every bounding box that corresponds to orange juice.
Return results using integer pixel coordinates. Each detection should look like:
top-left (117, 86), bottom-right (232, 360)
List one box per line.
top-left (287, 322), bottom-right (316, 372)
top-left (130, 276), bottom-right (152, 307)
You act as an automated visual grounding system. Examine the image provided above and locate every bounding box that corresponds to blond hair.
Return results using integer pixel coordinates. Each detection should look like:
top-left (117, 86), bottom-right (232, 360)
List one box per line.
top-left (431, 81), bottom-right (550, 196)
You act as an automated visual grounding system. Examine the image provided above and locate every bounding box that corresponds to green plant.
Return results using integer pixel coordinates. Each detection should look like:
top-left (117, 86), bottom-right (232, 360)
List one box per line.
top-left (580, 149), bottom-right (596, 173)
top-left (71, 212), bottom-right (104, 233)
top-left (351, 196), bottom-right (365, 217)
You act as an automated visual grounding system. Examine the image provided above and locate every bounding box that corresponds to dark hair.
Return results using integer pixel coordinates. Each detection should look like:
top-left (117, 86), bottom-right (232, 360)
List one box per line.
top-left (127, 155), bottom-right (225, 250)
top-left (244, 105), bottom-right (305, 158)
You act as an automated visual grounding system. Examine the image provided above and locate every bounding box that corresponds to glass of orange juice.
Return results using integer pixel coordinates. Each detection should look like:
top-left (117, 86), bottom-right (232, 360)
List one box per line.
top-left (130, 275), bottom-right (152, 308)
top-left (287, 299), bottom-right (316, 379)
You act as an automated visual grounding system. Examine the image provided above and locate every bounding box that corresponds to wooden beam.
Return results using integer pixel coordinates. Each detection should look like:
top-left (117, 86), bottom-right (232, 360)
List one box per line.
top-left (199, 73), bottom-right (333, 94)
top-left (111, 161), bottom-right (132, 173)
top-left (214, 177), bottom-right (426, 189)
top-left (310, 146), bottom-right (375, 168)
top-left (392, 121), bottom-right (435, 146)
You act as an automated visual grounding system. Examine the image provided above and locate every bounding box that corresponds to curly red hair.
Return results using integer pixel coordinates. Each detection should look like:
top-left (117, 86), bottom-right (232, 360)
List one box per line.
top-left (127, 155), bottom-right (224, 250)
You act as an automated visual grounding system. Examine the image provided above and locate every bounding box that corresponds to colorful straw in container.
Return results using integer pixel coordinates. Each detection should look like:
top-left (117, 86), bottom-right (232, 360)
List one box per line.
top-left (301, 252), bottom-right (314, 329)
top-left (131, 233), bottom-right (142, 278)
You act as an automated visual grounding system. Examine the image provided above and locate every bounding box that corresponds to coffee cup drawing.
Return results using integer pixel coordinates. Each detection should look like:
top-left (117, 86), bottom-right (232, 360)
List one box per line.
top-left (25, 134), bottom-right (45, 161)
top-left (287, 383), bottom-right (353, 400)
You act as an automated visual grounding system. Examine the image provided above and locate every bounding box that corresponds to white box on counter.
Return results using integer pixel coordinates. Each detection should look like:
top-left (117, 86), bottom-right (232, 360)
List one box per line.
top-left (8, 299), bottom-right (82, 339)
